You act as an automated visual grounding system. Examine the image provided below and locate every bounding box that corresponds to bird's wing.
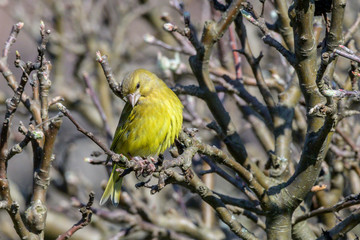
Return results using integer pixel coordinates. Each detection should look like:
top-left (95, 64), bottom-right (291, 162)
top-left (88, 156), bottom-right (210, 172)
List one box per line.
top-left (110, 102), bottom-right (133, 152)
top-left (101, 103), bottom-right (131, 205)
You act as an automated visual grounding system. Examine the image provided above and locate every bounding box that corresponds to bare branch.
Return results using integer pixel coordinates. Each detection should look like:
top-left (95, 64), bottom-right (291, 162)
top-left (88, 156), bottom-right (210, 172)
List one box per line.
top-left (2, 22), bottom-right (24, 58)
top-left (293, 194), bottom-right (360, 224)
top-left (83, 72), bottom-right (112, 143)
top-left (96, 51), bottom-right (122, 98)
top-left (56, 192), bottom-right (95, 240)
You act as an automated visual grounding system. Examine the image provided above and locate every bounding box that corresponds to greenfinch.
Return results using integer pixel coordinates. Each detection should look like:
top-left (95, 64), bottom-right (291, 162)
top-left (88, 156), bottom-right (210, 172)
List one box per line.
top-left (100, 69), bottom-right (183, 205)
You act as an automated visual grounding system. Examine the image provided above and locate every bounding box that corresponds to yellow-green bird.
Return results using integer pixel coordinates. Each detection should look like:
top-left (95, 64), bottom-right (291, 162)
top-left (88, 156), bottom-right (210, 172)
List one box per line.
top-left (100, 69), bottom-right (183, 206)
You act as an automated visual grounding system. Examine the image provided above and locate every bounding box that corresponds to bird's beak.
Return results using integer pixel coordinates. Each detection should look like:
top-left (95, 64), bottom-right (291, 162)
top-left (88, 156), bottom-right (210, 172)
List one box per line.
top-left (127, 92), bottom-right (140, 107)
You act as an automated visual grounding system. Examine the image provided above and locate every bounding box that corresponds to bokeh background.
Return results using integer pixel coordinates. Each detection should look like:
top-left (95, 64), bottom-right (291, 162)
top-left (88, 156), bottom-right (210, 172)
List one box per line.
top-left (0, 0), bottom-right (360, 239)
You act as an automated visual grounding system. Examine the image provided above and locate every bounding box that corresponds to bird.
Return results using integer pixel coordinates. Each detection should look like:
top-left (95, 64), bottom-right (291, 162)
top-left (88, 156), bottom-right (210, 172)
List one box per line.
top-left (100, 69), bottom-right (183, 206)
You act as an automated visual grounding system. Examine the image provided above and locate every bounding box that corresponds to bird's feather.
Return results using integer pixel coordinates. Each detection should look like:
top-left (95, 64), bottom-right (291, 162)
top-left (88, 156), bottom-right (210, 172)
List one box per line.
top-left (100, 69), bottom-right (183, 205)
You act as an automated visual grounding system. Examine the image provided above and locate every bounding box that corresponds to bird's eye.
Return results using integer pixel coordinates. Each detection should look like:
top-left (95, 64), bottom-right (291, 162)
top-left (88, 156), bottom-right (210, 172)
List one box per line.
top-left (136, 83), bottom-right (140, 89)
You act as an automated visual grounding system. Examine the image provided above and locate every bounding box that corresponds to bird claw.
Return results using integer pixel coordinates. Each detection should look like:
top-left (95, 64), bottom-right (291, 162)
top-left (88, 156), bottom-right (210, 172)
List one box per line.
top-left (132, 156), bottom-right (156, 178)
top-left (115, 167), bottom-right (124, 174)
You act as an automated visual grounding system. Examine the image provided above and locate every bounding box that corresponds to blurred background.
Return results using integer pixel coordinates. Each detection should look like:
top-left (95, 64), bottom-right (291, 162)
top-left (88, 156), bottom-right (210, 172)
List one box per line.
top-left (0, 0), bottom-right (360, 239)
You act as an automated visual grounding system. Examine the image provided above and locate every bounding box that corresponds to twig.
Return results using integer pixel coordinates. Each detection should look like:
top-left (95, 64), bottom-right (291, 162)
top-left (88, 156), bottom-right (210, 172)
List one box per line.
top-left (317, 208), bottom-right (360, 240)
top-left (48, 96), bottom-right (64, 106)
top-left (226, 204), bottom-right (266, 230)
top-left (72, 196), bottom-right (212, 240)
top-left (220, 75), bottom-right (273, 129)
top-left (239, 4), bottom-right (296, 66)
top-left (210, 67), bottom-right (285, 91)
top-left (56, 192), bottom-right (95, 240)
top-left (143, 34), bottom-right (194, 55)
top-left (178, 130), bottom-right (267, 197)
top-left (56, 104), bottom-right (116, 160)
top-left (38, 61), bottom-right (52, 125)
top-left (83, 72), bottom-right (112, 143)
top-left (171, 84), bottom-right (205, 98)
top-left (84, 157), bottom-right (111, 166)
top-left (2, 22), bottom-right (24, 58)
top-left (160, 14), bottom-right (197, 56)
top-left (162, 169), bottom-right (259, 240)
top-left (5, 123), bottom-right (35, 161)
top-left (233, 9), bottom-right (281, 145)
top-left (0, 22), bottom-right (33, 240)
top-left (37, 20), bottom-right (51, 69)
top-left (95, 51), bottom-right (122, 98)
top-left (228, 26), bottom-right (242, 79)
top-left (202, 156), bottom-right (260, 203)
top-left (333, 48), bottom-right (360, 63)
top-left (335, 127), bottom-right (358, 152)
top-left (293, 194), bottom-right (360, 224)
top-left (56, 103), bottom-right (149, 174)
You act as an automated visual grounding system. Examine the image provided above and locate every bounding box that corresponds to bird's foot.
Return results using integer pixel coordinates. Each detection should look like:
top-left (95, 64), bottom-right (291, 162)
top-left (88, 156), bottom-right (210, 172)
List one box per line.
top-left (132, 156), bottom-right (156, 178)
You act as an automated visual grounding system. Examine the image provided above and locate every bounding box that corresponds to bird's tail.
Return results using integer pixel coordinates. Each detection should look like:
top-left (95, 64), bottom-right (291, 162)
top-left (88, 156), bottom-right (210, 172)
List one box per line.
top-left (100, 165), bottom-right (123, 206)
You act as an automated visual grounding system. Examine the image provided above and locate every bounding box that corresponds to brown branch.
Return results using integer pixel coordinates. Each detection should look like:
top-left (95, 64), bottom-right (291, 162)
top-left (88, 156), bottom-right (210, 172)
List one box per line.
top-left (0, 22), bottom-right (31, 240)
top-left (59, 118), bottom-right (260, 239)
top-left (160, 14), bottom-right (197, 56)
top-left (189, 0), bottom-right (250, 168)
top-left (226, 204), bottom-right (266, 230)
top-left (56, 192), bottom-right (95, 240)
top-left (330, 144), bottom-right (355, 158)
top-left (210, 67), bottom-right (285, 91)
top-left (48, 96), bottom-right (64, 107)
top-left (178, 131), bottom-right (268, 198)
top-left (27, 62), bottom-right (62, 236)
top-left (95, 51), bottom-right (122, 98)
top-left (271, 78), bottom-right (301, 179)
top-left (233, 10), bottom-right (278, 129)
top-left (272, 0), bottom-right (294, 50)
top-left (38, 62), bottom-right (51, 125)
top-left (316, 0), bottom-right (346, 103)
top-left (32, 117), bottom-right (62, 203)
top-left (5, 122), bottom-right (34, 161)
top-left (0, 22), bottom-right (41, 125)
top-left (333, 48), bottom-right (360, 63)
top-left (218, 75), bottom-right (273, 129)
top-left (202, 156), bottom-right (259, 203)
top-left (164, 169), bottom-right (259, 240)
top-left (293, 193), bottom-right (360, 225)
top-left (232, 94), bottom-right (274, 153)
top-left (317, 208), bottom-right (360, 240)
top-left (214, 192), bottom-right (262, 215)
top-left (77, 196), bottom-right (216, 240)
top-left (257, 0), bottom-right (320, 238)
top-left (283, 0), bottom-right (337, 203)
top-left (2, 22), bottom-right (24, 58)
top-left (239, 4), bottom-right (296, 66)
top-left (56, 104), bottom-right (117, 159)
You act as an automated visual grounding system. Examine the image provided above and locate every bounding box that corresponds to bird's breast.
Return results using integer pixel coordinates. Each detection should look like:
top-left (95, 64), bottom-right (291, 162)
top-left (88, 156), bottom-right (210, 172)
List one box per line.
top-left (115, 92), bottom-right (182, 158)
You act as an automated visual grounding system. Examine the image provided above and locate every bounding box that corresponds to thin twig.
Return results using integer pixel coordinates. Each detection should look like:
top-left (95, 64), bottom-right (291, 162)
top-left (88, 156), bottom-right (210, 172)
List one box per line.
top-left (2, 22), bottom-right (24, 58)
top-left (83, 72), bottom-right (112, 143)
top-left (95, 51), bottom-right (122, 98)
top-left (56, 192), bottom-right (95, 240)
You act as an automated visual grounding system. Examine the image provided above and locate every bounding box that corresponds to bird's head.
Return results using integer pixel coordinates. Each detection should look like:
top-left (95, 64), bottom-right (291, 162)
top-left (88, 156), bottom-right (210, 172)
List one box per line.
top-left (120, 69), bottom-right (162, 107)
